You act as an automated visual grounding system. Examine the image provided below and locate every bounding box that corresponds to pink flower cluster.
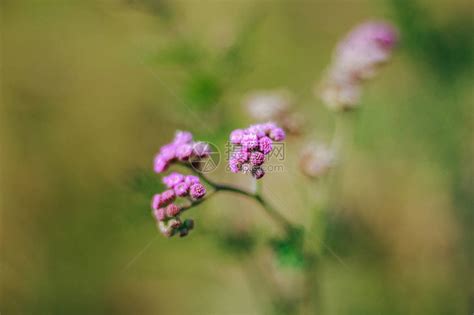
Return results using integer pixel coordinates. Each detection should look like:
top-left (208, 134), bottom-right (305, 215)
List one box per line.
top-left (228, 122), bottom-right (285, 179)
top-left (154, 131), bottom-right (210, 173)
top-left (320, 21), bottom-right (398, 110)
top-left (151, 172), bottom-right (206, 237)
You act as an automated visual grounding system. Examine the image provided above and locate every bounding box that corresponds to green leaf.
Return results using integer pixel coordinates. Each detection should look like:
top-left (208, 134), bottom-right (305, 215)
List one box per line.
top-left (270, 227), bottom-right (306, 268)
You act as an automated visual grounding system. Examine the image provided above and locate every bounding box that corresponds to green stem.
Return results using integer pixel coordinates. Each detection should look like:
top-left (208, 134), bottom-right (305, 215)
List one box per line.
top-left (179, 163), bottom-right (294, 233)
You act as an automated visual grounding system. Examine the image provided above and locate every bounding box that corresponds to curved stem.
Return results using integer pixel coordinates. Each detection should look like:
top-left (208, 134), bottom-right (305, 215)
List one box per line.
top-left (178, 163), bottom-right (294, 232)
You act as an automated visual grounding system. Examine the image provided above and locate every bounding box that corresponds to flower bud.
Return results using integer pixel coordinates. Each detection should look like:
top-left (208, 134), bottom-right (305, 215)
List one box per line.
top-left (250, 151), bottom-right (265, 166)
top-left (153, 208), bottom-right (166, 221)
top-left (162, 172), bottom-right (184, 189)
top-left (158, 221), bottom-right (174, 237)
top-left (174, 182), bottom-right (189, 197)
top-left (151, 194), bottom-right (161, 210)
top-left (183, 219), bottom-right (195, 230)
top-left (251, 166), bottom-right (265, 179)
top-left (230, 129), bottom-right (245, 145)
top-left (166, 203), bottom-right (181, 218)
top-left (160, 189), bottom-right (176, 207)
top-left (189, 183), bottom-right (206, 200)
top-left (269, 127), bottom-right (286, 141)
top-left (176, 144), bottom-right (193, 161)
top-left (173, 130), bottom-right (193, 145)
top-left (258, 136), bottom-right (273, 155)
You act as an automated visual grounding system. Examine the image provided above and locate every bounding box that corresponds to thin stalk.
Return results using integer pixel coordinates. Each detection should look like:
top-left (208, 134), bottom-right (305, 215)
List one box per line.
top-left (178, 163), bottom-right (294, 233)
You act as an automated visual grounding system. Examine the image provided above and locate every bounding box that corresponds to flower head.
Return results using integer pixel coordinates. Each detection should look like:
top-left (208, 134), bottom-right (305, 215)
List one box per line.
top-left (174, 182), bottom-right (189, 197)
top-left (189, 183), bottom-right (206, 200)
top-left (259, 136), bottom-right (273, 155)
top-left (184, 175), bottom-right (200, 186)
top-left (230, 129), bottom-right (245, 145)
top-left (153, 131), bottom-right (211, 174)
top-left (160, 189), bottom-right (176, 206)
top-left (153, 207), bottom-right (166, 221)
top-left (163, 172), bottom-right (185, 188)
top-left (319, 21), bottom-right (398, 111)
top-left (299, 142), bottom-right (336, 178)
top-left (165, 203), bottom-right (181, 217)
top-left (228, 123), bottom-right (286, 179)
top-left (151, 171), bottom-right (206, 238)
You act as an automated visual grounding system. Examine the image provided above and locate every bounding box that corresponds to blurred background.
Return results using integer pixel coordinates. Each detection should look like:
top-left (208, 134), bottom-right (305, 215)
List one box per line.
top-left (1, 0), bottom-right (473, 314)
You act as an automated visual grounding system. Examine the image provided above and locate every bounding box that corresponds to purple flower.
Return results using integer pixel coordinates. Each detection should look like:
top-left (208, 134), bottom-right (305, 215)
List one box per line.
top-left (319, 21), bottom-right (398, 111)
top-left (176, 144), bottom-right (193, 161)
top-left (174, 182), bottom-right (189, 197)
top-left (159, 144), bottom-right (177, 161)
top-left (269, 127), bottom-right (286, 141)
top-left (184, 175), bottom-right (200, 186)
top-left (189, 183), bottom-right (206, 200)
top-left (154, 155), bottom-right (169, 173)
top-left (160, 189), bottom-right (176, 206)
top-left (241, 133), bottom-right (259, 150)
top-left (230, 129), bottom-right (245, 145)
top-left (232, 149), bottom-right (249, 163)
top-left (250, 151), bottom-right (265, 166)
top-left (163, 172), bottom-right (185, 188)
top-left (153, 207), bottom-right (166, 221)
top-left (229, 158), bottom-right (242, 173)
top-left (153, 130), bottom-right (210, 173)
top-left (247, 124), bottom-right (266, 138)
top-left (228, 123), bottom-right (285, 179)
top-left (261, 122), bottom-right (278, 135)
top-left (259, 136), bottom-right (273, 155)
top-left (192, 142), bottom-right (211, 158)
top-left (173, 130), bottom-right (193, 145)
top-left (165, 203), bottom-right (181, 217)
top-left (151, 194), bottom-right (162, 210)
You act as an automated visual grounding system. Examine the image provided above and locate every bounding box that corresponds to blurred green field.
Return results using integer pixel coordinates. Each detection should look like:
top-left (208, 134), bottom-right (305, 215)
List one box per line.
top-left (1, 0), bottom-right (473, 314)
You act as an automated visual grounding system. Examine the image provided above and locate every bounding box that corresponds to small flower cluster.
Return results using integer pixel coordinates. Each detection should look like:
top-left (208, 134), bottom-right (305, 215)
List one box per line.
top-left (154, 131), bottom-right (210, 173)
top-left (319, 21), bottom-right (398, 111)
top-left (151, 172), bottom-right (206, 237)
top-left (228, 123), bottom-right (286, 179)
top-left (243, 89), bottom-right (303, 135)
top-left (299, 143), bottom-right (335, 178)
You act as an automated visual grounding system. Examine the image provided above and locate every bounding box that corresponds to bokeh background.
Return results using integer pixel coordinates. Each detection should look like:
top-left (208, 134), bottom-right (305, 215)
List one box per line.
top-left (1, 0), bottom-right (473, 314)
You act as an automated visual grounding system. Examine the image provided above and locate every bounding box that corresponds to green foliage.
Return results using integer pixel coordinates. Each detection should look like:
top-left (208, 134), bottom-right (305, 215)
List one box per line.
top-left (183, 72), bottom-right (222, 110)
top-left (270, 227), bottom-right (306, 268)
top-left (390, 0), bottom-right (474, 80)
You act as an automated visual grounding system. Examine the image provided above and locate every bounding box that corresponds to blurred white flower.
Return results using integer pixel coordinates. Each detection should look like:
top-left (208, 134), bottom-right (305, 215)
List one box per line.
top-left (243, 89), bottom-right (304, 134)
top-left (299, 142), bottom-right (336, 178)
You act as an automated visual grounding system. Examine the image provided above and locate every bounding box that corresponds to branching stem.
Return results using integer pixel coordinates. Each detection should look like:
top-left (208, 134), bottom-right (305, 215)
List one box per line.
top-left (179, 163), bottom-right (294, 233)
